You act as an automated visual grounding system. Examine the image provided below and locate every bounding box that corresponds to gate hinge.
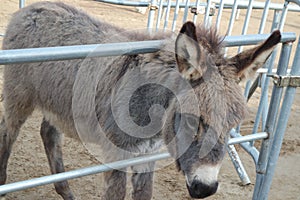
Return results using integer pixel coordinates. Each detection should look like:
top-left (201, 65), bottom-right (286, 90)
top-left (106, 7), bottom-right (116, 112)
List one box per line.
top-left (149, 3), bottom-right (158, 10)
top-left (268, 74), bottom-right (300, 87)
top-left (191, 6), bottom-right (205, 15)
top-left (190, 4), bottom-right (216, 16)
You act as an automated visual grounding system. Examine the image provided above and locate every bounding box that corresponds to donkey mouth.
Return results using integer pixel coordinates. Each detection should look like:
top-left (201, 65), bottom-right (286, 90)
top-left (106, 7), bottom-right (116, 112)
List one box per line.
top-left (186, 181), bottom-right (218, 199)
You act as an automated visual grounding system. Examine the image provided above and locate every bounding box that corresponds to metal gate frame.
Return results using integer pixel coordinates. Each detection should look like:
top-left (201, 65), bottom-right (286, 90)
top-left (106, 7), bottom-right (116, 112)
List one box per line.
top-left (0, 0), bottom-right (299, 199)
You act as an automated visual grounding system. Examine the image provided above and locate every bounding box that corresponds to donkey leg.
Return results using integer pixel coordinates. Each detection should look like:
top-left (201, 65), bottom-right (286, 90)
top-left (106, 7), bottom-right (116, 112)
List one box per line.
top-left (40, 118), bottom-right (74, 200)
top-left (0, 119), bottom-right (9, 199)
top-left (0, 104), bottom-right (34, 195)
top-left (102, 169), bottom-right (127, 200)
top-left (0, 119), bottom-right (12, 186)
top-left (131, 161), bottom-right (155, 200)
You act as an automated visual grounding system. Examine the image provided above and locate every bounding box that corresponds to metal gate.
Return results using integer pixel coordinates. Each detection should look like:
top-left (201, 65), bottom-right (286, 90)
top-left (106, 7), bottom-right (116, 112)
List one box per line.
top-left (0, 0), bottom-right (299, 199)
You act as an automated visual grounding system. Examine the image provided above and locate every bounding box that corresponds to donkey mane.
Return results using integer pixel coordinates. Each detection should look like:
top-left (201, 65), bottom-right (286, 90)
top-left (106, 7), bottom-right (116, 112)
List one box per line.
top-left (195, 25), bottom-right (225, 56)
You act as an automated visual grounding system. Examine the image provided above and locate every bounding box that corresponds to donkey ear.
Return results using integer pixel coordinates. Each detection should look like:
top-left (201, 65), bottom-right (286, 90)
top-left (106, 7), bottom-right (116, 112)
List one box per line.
top-left (175, 22), bottom-right (203, 80)
top-left (228, 30), bottom-right (281, 80)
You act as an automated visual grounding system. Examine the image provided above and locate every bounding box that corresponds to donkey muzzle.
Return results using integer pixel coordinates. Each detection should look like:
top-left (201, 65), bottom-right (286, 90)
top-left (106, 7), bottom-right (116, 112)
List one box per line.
top-left (186, 180), bottom-right (218, 199)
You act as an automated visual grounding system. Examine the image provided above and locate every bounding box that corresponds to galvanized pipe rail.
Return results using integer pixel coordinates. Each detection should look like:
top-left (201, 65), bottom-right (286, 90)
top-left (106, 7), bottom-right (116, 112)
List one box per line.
top-left (0, 31), bottom-right (297, 198)
top-left (0, 40), bottom-right (163, 65)
top-left (14, 0), bottom-right (300, 11)
top-left (0, 132), bottom-right (268, 195)
top-left (251, 37), bottom-right (300, 200)
top-left (94, 0), bottom-right (300, 32)
top-left (221, 0), bottom-right (300, 11)
top-left (0, 32), bottom-right (296, 65)
top-left (95, 0), bottom-right (300, 11)
top-left (255, 37), bottom-right (300, 200)
top-left (4, 0), bottom-right (298, 38)
top-left (2, 1), bottom-right (299, 199)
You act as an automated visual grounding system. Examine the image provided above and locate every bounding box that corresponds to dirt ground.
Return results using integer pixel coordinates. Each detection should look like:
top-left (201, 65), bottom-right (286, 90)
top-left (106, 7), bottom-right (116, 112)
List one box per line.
top-left (0, 0), bottom-right (300, 199)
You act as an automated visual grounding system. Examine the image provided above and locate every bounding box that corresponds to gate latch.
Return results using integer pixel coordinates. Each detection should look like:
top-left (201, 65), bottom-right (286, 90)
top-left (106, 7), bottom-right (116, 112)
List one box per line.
top-left (268, 74), bottom-right (300, 87)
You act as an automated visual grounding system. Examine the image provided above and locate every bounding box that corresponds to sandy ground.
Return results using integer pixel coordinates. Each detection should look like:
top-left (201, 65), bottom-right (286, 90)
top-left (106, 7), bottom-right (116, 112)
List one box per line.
top-left (0, 0), bottom-right (300, 199)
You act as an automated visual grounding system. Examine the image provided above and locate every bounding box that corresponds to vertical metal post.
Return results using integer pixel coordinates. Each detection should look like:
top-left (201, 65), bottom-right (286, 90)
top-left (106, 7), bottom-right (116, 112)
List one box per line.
top-left (204, 0), bottom-right (212, 26)
top-left (215, 0), bottom-right (225, 30)
top-left (163, 0), bottom-right (172, 31)
top-left (19, 0), bottom-right (25, 8)
top-left (258, 38), bottom-right (300, 200)
top-left (172, 0), bottom-right (181, 32)
top-left (183, 0), bottom-right (190, 23)
top-left (278, 0), bottom-right (289, 31)
top-left (237, 0), bottom-right (254, 52)
top-left (147, 0), bottom-right (157, 32)
top-left (253, 42), bottom-right (293, 200)
top-left (250, 9), bottom-right (282, 144)
top-left (193, 0), bottom-right (201, 23)
top-left (248, 81), bottom-right (263, 139)
top-left (260, 10), bottom-right (282, 131)
top-left (260, 70), bottom-right (270, 133)
top-left (249, 51), bottom-right (278, 147)
top-left (271, 10), bottom-right (281, 31)
top-left (225, 0), bottom-right (239, 55)
top-left (155, 0), bottom-right (164, 31)
top-left (226, 0), bottom-right (239, 36)
top-left (258, 0), bottom-right (271, 34)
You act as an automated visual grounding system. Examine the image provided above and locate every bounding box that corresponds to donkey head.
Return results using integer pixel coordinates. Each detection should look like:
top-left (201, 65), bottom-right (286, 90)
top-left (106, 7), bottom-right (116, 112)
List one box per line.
top-left (164, 22), bottom-right (281, 199)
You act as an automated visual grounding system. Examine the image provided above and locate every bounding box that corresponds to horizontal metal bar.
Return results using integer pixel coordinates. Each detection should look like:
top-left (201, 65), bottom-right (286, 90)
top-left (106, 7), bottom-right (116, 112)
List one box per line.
top-left (97, 0), bottom-right (150, 7)
top-left (96, 0), bottom-right (300, 12)
top-left (96, 0), bottom-right (202, 8)
top-left (0, 33), bottom-right (296, 65)
top-left (220, 0), bottom-right (300, 12)
top-left (0, 40), bottom-right (163, 65)
top-left (287, 0), bottom-right (300, 6)
top-left (223, 32), bottom-right (296, 47)
top-left (0, 130), bottom-right (268, 195)
top-left (0, 152), bottom-right (171, 195)
top-left (257, 68), bottom-right (291, 74)
top-left (228, 132), bottom-right (269, 145)
top-left (230, 129), bottom-right (260, 163)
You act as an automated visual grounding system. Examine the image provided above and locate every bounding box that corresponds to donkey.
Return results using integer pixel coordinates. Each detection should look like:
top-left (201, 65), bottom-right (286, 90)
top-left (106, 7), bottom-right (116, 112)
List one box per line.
top-left (0, 1), bottom-right (281, 200)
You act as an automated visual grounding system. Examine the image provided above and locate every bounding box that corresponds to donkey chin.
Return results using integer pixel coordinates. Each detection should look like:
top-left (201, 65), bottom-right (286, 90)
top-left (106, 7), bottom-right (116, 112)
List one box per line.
top-left (184, 164), bottom-right (221, 199)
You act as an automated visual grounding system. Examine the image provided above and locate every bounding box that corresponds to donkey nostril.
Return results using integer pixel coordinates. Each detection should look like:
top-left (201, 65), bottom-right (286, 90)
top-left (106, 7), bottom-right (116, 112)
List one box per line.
top-left (186, 181), bottom-right (218, 199)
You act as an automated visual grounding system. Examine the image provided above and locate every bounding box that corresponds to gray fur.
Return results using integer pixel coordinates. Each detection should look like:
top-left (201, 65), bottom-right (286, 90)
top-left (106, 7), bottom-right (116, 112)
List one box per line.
top-left (0, 2), bottom-right (281, 199)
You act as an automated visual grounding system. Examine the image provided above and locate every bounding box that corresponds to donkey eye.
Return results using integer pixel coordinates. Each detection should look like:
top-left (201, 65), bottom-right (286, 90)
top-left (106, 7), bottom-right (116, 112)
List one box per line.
top-left (185, 115), bottom-right (199, 131)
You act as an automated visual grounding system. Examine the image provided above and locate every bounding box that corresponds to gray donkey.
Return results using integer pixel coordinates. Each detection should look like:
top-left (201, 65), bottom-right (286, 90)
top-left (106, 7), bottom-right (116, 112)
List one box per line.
top-left (0, 1), bottom-right (281, 200)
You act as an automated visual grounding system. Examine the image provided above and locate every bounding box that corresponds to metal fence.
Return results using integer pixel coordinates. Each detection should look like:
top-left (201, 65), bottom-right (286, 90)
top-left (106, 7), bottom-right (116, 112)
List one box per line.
top-left (0, 0), bottom-right (300, 200)
top-left (93, 0), bottom-right (300, 33)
